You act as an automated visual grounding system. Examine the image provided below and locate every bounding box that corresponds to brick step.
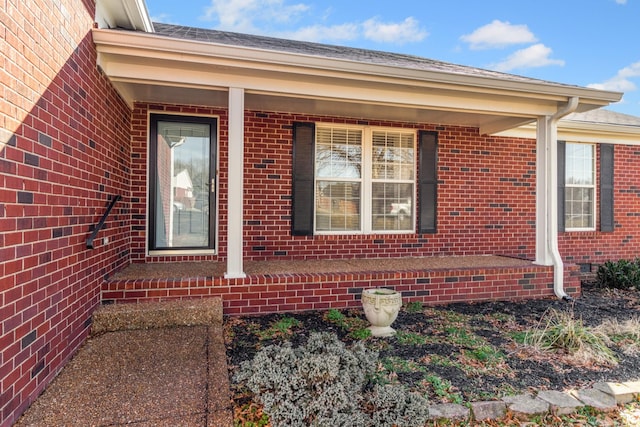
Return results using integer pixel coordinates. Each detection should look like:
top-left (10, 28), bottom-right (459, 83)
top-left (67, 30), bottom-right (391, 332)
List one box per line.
top-left (91, 298), bottom-right (223, 335)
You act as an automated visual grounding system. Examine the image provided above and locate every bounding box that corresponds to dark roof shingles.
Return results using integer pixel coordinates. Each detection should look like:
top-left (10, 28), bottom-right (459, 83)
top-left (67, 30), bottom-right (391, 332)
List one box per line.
top-left (150, 22), bottom-right (578, 88)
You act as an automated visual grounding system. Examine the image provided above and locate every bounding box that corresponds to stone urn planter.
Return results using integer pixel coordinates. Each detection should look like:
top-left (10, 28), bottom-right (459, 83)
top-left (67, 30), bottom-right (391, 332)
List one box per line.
top-left (361, 288), bottom-right (402, 337)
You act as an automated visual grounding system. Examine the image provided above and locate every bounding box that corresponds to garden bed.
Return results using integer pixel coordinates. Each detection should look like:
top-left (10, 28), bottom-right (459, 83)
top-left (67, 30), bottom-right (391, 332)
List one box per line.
top-left (225, 284), bottom-right (640, 426)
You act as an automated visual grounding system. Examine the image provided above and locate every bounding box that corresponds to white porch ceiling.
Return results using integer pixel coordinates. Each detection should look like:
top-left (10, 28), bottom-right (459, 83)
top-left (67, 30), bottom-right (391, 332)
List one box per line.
top-left (111, 81), bottom-right (533, 131)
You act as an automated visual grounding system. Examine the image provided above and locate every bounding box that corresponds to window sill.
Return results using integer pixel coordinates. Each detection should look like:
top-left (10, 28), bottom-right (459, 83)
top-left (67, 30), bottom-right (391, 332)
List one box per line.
top-left (148, 249), bottom-right (217, 256)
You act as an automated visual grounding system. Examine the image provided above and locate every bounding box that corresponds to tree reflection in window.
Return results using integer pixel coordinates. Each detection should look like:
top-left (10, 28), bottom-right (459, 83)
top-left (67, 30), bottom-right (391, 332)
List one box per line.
top-left (315, 128), bottom-right (362, 231)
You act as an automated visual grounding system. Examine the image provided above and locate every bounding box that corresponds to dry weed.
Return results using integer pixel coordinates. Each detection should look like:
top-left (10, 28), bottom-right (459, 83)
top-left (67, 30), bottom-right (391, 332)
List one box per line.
top-left (595, 316), bottom-right (640, 355)
top-left (523, 308), bottom-right (618, 367)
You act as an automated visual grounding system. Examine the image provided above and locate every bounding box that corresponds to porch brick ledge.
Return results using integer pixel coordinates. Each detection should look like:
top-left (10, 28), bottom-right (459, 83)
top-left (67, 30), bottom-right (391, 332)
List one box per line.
top-left (102, 258), bottom-right (581, 315)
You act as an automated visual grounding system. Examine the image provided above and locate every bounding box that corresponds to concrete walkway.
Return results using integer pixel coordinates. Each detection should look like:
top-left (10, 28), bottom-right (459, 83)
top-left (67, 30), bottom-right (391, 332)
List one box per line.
top-left (15, 300), bottom-right (233, 427)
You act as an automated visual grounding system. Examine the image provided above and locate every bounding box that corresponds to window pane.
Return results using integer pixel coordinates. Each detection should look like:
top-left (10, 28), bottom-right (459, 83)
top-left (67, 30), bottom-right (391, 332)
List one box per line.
top-left (564, 143), bottom-right (594, 229)
top-left (371, 131), bottom-right (414, 180)
top-left (372, 183), bottom-right (414, 231)
top-left (566, 143), bottom-right (594, 185)
top-left (565, 187), bottom-right (594, 229)
top-left (316, 127), bottom-right (362, 178)
top-left (315, 182), bottom-right (361, 231)
top-left (371, 130), bottom-right (415, 232)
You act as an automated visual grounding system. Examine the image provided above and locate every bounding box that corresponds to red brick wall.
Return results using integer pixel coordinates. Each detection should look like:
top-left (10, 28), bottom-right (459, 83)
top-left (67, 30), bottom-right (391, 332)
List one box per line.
top-left (131, 105), bottom-right (538, 263)
top-left (135, 105), bottom-right (639, 272)
top-left (246, 113), bottom-right (538, 260)
top-left (133, 105), bottom-right (640, 279)
top-left (0, 1), bottom-right (131, 424)
top-left (560, 144), bottom-right (640, 269)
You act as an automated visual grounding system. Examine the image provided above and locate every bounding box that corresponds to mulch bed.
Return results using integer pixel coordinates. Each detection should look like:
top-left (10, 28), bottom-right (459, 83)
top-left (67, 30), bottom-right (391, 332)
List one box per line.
top-left (224, 284), bottom-right (640, 423)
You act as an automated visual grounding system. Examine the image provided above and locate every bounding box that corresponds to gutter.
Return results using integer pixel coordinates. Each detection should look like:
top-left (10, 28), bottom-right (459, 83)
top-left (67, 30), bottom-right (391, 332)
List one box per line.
top-left (549, 96), bottom-right (579, 301)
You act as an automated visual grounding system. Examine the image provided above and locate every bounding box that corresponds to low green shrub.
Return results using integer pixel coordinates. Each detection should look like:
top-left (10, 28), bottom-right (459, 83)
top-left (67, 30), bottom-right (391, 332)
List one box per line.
top-left (234, 332), bottom-right (429, 427)
top-left (596, 258), bottom-right (640, 290)
top-left (255, 316), bottom-right (301, 340)
top-left (323, 309), bottom-right (372, 340)
top-left (404, 300), bottom-right (424, 313)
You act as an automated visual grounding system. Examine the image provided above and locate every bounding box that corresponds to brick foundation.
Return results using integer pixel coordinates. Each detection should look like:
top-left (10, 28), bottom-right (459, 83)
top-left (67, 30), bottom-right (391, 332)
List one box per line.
top-left (102, 262), bottom-right (581, 315)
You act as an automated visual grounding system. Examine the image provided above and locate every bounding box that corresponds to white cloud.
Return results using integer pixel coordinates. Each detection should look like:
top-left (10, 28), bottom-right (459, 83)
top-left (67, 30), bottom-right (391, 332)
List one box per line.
top-left (461, 20), bottom-right (537, 50)
top-left (202, 0), bottom-right (427, 44)
top-left (616, 0), bottom-right (627, 4)
top-left (283, 23), bottom-right (360, 43)
top-left (492, 43), bottom-right (565, 72)
top-left (588, 61), bottom-right (640, 92)
top-left (150, 13), bottom-right (175, 24)
top-left (362, 17), bottom-right (428, 44)
top-left (203, 0), bottom-right (309, 33)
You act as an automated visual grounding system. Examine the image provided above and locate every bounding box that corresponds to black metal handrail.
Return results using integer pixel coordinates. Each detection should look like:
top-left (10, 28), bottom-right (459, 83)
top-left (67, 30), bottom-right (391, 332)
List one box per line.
top-left (86, 195), bottom-right (122, 249)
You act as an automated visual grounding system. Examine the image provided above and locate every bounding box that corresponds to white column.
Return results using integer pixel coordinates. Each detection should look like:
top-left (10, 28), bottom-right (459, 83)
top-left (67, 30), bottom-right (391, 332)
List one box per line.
top-left (535, 116), bottom-right (554, 266)
top-left (225, 87), bottom-right (246, 278)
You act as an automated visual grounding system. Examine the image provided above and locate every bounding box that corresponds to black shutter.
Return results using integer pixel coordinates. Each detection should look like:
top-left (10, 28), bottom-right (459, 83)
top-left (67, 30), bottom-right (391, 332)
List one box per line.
top-left (292, 122), bottom-right (315, 235)
top-left (557, 140), bottom-right (566, 232)
top-left (419, 131), bottom-right (438, 234)
top-left (600, 144), bottom-right (614, 232)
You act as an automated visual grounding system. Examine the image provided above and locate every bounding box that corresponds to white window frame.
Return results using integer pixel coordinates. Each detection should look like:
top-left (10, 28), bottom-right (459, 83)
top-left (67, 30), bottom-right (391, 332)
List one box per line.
top-left (314, 123), bottom-right (417, 235)
top-left (565, 142), bottom-right (596, 231)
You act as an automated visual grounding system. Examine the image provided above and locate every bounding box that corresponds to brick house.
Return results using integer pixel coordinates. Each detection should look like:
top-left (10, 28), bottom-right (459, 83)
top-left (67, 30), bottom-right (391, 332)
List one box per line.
top-left (2, 0), bottom-right (640, 424)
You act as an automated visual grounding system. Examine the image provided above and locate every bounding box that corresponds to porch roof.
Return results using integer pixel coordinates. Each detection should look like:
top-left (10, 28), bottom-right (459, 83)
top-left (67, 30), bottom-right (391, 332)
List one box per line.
top-left (92, 21), bottom-right (622, 135)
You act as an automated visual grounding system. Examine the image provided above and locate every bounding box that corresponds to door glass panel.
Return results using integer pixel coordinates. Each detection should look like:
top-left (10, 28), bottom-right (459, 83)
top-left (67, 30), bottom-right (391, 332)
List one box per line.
top-left (154, 120), bottom-right (212, 249)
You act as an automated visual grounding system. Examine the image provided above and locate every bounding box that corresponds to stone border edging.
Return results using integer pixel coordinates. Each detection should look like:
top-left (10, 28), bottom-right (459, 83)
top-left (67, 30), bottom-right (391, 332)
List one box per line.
top-left (428, 381), bottom-right (640, 422)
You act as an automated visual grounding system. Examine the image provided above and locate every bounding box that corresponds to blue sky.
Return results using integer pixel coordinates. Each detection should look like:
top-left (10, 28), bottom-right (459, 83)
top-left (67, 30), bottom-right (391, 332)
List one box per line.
top-left (146, 0), bottom-right (640, 117)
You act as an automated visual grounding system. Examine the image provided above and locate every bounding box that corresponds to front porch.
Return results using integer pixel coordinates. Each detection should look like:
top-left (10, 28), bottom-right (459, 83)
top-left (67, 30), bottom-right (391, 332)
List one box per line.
top-left (103, 256), bottom-right (581, 315)
top-left (89, 24), bottom-right (624, 314)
